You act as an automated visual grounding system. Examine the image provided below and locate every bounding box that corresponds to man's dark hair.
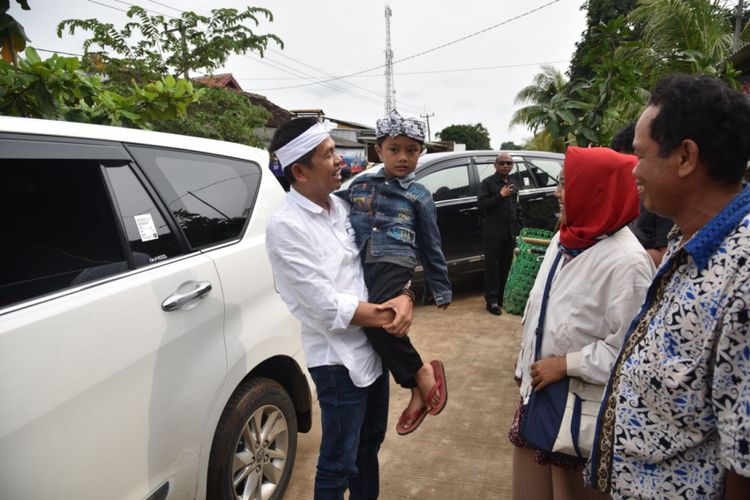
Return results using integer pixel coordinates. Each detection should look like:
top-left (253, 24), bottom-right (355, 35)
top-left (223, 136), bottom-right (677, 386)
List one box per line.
top-left (611, 123), bottom-right (636, 154)
top-left (269, 117), bottom-right (319, 185)
top-left (648, 74), bottom-right (750, 184)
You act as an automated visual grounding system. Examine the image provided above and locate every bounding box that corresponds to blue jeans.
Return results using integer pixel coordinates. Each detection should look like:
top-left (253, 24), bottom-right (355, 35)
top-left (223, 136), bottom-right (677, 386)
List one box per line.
top-left (309, 365), bottom-right (389, 500)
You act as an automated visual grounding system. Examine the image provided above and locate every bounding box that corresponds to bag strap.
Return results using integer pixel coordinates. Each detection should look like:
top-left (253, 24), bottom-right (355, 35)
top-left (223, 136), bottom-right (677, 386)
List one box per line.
top-left (533, 251), bottom-right (563, 361)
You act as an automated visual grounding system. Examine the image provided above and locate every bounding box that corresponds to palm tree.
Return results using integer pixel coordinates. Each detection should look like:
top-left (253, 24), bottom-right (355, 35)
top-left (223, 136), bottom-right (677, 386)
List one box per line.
top-left (629, 0), bottom-right (738, 76)
top-left (510, 65), bottom-right (569, 135)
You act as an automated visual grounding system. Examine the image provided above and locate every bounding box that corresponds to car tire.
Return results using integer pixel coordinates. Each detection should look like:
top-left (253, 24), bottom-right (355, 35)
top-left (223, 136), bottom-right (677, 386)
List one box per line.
top-left (207, 378), bottom-right (298, 500)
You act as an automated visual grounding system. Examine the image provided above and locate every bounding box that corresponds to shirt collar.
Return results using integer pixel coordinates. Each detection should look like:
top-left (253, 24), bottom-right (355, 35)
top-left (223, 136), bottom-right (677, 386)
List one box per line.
top-left (289, 186), bottom-right (332, 215)
top-left (683, 184), bottom-right (750, 270)
top-left (373, 166), bottom-right (416, 189)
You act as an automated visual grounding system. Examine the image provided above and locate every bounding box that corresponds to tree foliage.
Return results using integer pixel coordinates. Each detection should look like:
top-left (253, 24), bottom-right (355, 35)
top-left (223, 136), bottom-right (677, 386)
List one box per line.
top-left (499, 140), bottom-right (522, 150)
top-left (0, 0), bottom-right (30, 65)
top-left (0, 47), bottom-right (202, 127)
top-left (154, 86), bottom-right (270, 148)
top-left (436, 123), bottom-right (491, 149)
top-left (512, 0), bottom-right (750, 151)
top-left (569, 0), bottom-right (638, 81)
top-left (56, 5), bottom-right (282, 79)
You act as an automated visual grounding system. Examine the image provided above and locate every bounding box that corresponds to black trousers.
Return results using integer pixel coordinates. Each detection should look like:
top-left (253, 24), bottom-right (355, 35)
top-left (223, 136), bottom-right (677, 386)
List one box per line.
top-left (361, 261), bottom-right (422, 389)
top-left (483, 237), bottom-right (515, 307)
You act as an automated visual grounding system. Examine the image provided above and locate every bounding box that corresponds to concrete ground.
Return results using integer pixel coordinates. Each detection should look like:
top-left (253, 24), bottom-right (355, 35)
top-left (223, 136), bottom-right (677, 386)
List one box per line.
top-left (284, 277), bottom-right (523, 499)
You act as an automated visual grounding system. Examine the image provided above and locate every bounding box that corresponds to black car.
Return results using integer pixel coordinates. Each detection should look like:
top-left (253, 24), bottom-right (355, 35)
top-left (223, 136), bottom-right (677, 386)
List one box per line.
top-left (344, 150), bottom-right (563, 282)
top-left (412, 150), bottom-right (562, 279)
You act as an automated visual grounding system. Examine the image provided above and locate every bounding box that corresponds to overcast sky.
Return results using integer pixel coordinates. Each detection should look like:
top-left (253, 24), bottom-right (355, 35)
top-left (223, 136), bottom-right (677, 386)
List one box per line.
top-left (11, 0), bottom-right (587, 147)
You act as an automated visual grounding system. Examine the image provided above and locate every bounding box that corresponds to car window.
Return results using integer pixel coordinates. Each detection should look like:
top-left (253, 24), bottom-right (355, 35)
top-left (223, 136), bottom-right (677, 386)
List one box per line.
top-left (417, 165), bottom-right (470, 201)
top-left (526, 157), bottom-right (562, 188)
top-left (128, 146), bottom-right (262, 249)
top-left (1, 158), bottom-right (127, 307)
top-left (103, 163), bottom-right (182, 267)
top-left (477, 159), bottom-right (536, 190)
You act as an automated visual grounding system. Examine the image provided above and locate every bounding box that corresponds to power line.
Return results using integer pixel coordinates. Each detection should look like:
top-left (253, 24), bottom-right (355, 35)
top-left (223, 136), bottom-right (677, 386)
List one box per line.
top-left (236, 60), bottom-right (570, 81)
top-left (85, 0), bottom-right (128, 14)
top-left (80, 0), bottom-right (424, 113)
top-left (247, 0), bottom-right (562, 92)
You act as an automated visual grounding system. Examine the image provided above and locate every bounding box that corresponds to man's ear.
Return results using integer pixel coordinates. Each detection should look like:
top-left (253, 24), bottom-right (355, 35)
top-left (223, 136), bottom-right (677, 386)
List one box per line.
top-left (675, 139), bottom-right (699, 179)
top-left (291, 162), bottom-right (308, 183)
top-left (374, 144), bottom-right (383, 161)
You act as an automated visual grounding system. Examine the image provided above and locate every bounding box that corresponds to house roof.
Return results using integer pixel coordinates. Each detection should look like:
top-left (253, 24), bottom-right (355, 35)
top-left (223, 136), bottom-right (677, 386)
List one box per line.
top-left (730, 43), bottom-right (750, 75)
top-left (192, 73), bottom-right (243, 90)
top-left (242, 92), bottom-right (294, 128)
top-left (190, 73), bottom-right (293, 128)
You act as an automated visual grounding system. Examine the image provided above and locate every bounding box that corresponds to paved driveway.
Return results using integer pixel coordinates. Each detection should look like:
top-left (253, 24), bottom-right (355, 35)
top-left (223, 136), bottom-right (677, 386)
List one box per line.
top-left (284, 278), bottom-right (523, 499)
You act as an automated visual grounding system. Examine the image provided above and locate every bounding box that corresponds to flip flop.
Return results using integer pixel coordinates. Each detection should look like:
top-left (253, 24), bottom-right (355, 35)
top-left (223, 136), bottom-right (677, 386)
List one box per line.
top-left (427, 359), bottom-right (448, 416)
top-left (396, 406), bottom-right (429, 436)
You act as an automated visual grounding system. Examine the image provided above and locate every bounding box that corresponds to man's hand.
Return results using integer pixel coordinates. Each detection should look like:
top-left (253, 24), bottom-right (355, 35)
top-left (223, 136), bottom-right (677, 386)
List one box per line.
top-left (500, 185), bottom-right (514, 197)
top-left (529, 355), bottom-right (567, 391)
top-left (378, 294), bottom-right (413, 337)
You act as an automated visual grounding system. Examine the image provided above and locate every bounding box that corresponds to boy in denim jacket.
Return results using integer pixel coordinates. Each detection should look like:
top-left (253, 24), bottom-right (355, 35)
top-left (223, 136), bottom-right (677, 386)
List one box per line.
top-left (337, 110), bottom-right (452, 435)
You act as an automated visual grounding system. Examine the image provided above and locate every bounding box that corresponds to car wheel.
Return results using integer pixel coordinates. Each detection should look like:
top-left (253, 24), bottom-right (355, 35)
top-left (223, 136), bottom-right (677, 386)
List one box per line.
top-left (207, 378), bottom-right (297, 500)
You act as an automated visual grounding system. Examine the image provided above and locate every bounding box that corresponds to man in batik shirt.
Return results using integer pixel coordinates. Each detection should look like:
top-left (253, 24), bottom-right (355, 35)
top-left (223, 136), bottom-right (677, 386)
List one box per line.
top-left (587, 75), bottom-right (750, 499)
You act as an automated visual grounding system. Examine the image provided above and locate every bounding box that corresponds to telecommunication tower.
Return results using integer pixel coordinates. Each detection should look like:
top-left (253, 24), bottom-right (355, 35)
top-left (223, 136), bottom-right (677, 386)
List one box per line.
top-left (384, 5), bottom-right (396, 115)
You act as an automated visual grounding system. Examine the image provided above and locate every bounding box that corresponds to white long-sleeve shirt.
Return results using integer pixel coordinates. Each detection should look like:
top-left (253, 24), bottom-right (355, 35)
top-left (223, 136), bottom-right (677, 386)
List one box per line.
top-left (516, 227), bottom-right (655, 402)
top-left (266, 188), bottom-right (381, 388)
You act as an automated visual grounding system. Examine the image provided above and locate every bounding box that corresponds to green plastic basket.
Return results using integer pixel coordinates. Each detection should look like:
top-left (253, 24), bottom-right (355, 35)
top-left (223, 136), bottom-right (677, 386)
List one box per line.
top-left (502, 228), bottom-right (554, 315)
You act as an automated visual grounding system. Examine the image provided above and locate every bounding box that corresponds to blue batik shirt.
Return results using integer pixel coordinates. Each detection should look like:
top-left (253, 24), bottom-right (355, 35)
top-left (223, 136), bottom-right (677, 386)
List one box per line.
top-left (336, 167), bottom-right (452, 305)
top-left (587, 184), bottom-right (750, 499)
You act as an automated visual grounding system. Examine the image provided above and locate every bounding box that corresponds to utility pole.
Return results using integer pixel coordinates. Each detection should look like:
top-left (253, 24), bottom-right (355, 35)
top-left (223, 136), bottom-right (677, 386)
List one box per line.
top-left (734, 0), bottom-right (745, 52)
top-left (384, 5), bottom-right (396, 115)
top-left (420, 112), bottom-right (435, 142)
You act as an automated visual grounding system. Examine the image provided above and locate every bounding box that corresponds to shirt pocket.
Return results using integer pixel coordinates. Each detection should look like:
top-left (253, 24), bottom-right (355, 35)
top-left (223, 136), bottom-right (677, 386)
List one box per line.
top-left (350, 186), bottom-right (375, 213)
top-left (386, 225), bottom-right (416, 245)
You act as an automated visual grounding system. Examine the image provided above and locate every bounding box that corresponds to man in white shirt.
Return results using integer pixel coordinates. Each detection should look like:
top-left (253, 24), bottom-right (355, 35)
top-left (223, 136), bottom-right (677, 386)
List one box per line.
top-left (266, 117), bottom-right (413, 500)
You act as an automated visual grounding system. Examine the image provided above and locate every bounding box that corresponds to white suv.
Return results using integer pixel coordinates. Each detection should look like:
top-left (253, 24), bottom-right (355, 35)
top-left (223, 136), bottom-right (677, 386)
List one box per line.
top-left (0, 117), bottom-right (312, 500)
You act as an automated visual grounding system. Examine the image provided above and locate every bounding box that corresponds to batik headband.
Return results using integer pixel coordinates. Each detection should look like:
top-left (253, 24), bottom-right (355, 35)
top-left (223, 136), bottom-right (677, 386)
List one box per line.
top-left (275, 121), bottom-right (335, 168)
top-left (376, 110), bottom-right (427, 142)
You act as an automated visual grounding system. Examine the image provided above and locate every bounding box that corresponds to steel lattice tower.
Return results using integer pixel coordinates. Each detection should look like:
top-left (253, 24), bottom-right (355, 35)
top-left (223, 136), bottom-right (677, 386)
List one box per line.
top-left (384, 5), bottom-right (395, 115)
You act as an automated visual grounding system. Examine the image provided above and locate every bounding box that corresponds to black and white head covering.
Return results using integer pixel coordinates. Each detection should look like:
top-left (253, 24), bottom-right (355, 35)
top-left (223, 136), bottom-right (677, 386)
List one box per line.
top-left (376, 110), bottom-right (427, 142)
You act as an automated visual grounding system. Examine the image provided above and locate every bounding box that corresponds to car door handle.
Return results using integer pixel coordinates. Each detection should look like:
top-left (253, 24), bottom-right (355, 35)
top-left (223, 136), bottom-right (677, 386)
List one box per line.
top-left (162, 281), bottom-right (212, 312)
top-left (458, 207), bottom-right (478, 214)
top-left (526, 196), bottom-right (545, 202)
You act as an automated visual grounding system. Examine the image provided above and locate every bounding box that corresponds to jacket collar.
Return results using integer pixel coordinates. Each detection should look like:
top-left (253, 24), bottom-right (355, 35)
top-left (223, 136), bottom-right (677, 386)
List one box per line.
top-left (373, 166), bottom-right (416, 190)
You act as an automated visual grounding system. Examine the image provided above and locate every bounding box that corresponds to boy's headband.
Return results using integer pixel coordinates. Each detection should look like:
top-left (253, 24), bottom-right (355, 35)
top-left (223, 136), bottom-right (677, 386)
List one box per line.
top-left (276, 121), bottom-right (335, 168)
top-left (376, 110), bottom-right (426, 142)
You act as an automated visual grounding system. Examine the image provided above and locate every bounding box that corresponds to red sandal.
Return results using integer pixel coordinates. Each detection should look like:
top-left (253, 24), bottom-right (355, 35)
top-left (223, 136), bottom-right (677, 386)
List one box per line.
top-left (426, 360), bottom-right (448, 416)
top-left (396, 406), bottom-right (429, 436)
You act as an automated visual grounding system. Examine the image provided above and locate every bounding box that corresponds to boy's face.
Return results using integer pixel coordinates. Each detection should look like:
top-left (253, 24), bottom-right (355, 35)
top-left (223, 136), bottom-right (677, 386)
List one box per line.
top-left (376, 135), bottom-right (423, 178)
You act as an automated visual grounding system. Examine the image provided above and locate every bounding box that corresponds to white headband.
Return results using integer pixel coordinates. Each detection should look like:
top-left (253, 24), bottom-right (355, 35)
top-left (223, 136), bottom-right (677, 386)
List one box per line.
top-left (275, 121), bottom-right (335, 168)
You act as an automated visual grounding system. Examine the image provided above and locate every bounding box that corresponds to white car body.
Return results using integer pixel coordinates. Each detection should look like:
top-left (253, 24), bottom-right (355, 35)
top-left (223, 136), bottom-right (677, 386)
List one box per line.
top-left (0, 117), bottom-right (311, 500)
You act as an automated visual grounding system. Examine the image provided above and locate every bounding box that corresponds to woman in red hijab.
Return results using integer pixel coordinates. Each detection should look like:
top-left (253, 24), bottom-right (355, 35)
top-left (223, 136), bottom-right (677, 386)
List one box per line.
top-left (509, 147), bottom-right (656, 500)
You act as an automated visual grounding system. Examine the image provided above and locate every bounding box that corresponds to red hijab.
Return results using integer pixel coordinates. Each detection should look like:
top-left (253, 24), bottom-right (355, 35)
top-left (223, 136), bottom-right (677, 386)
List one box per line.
top-left (559, 146), bottom-right (640, 249)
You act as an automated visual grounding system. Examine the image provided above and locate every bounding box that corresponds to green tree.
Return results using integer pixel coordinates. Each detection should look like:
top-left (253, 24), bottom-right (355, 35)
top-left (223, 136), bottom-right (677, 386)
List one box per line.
top-left (57, 5), bottom-right (282, 79)
top-left (436, 123), bottom-right (491, 149)
top-left (499, 140), bottom-right (522, 150)
top-left (509, 65), bottom-right (588, 151)
top-left (629, 0), bottom-right (745, 76)
top-left (0, 0), bottom-right (30, 65)
top-left (0, 47), bottom-right (202, 127)
top-left (569, 0), bottom-right (638, 81)
top-left (154, 86), bottom-right (270, 148)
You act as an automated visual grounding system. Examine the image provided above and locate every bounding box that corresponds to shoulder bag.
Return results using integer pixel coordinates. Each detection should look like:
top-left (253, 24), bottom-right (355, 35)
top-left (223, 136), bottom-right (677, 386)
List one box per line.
top-left (520, 251), bottom-right (605, 459)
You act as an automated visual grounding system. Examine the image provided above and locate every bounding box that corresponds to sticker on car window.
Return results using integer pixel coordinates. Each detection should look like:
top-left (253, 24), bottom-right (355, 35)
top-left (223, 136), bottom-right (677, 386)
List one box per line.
top-left (134, 213), bottom-right (159, 242)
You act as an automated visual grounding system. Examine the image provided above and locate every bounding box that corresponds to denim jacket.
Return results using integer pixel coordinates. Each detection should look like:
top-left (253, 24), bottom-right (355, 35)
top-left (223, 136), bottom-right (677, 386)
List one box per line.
top-left (336, 167), bottom-right (452, 305)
